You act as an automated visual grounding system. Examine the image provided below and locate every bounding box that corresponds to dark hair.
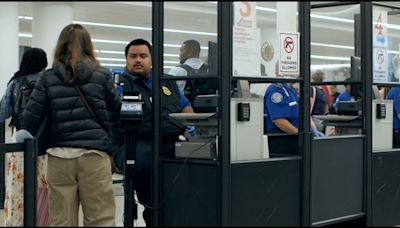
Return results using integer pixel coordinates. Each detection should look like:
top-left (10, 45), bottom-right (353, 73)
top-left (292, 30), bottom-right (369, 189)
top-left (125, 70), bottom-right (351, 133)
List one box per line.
top-left (9, 47), bottom-right (48, 84)
top-left (344, 77), bottom-right (352, 87)
top-left (182, 39), bottom-right (201, 56)
top-left (125, 39), bottom-right (152, 57)
top-left (54, 23), bottom-right (98, 84)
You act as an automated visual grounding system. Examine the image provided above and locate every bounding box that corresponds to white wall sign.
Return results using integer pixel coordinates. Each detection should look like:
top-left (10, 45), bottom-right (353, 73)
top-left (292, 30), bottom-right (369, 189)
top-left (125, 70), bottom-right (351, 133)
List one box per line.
top-left (234, 1), bottom-right (256, 29)
top-left (373, 47), bottom-right (388, 82)
top-left (279, 32), bottom-right (299, 76)
top-left (232, 1), bottom-right (261, 77)
top-left (373, 10), bottom-right (388, 47)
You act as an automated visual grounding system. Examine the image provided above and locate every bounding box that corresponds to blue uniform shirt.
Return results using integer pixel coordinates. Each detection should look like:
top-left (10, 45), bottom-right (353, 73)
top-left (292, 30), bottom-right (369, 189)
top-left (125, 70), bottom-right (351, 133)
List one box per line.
top-left (333, 91), bottom-right (353, 109)
top-left (264, 83), bottom-right (299, 133)
top-left (387, 87), bottom-right (400, 129)
top-left (144, 73), bottom-right (191, 110)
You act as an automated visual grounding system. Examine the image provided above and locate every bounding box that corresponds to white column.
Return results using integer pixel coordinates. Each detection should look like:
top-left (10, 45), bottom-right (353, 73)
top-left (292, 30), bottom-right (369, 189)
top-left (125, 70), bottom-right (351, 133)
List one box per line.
top-left (0, 2), bottom-right (19, 98)
top-left (32, 2), bottom-right (73, 68)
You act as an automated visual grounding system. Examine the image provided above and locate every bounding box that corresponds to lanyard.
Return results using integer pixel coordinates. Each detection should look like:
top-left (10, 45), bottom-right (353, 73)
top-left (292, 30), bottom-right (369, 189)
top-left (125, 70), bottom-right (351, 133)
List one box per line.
top-left (282, 85), bottom-right (297, 107)
top-left (282, 86), bottom-right (290, 97)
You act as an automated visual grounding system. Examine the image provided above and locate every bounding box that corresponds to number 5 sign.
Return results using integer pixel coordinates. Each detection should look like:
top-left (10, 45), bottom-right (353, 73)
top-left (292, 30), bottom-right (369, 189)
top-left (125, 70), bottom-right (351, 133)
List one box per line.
top-left (373, 10), bottom-right (387, 47)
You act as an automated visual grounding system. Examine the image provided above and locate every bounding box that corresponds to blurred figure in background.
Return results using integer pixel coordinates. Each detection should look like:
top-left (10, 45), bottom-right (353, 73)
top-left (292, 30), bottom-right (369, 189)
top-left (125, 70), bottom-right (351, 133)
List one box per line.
top-left (329, 85), bottom-right (340, 114)
top-left (0, 47), bottom-right (48, 226)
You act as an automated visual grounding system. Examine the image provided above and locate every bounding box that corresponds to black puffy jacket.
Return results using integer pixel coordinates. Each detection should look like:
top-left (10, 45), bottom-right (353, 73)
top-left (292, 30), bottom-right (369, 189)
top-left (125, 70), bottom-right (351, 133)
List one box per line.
top-left (22, 60), bottom-right (122, 156)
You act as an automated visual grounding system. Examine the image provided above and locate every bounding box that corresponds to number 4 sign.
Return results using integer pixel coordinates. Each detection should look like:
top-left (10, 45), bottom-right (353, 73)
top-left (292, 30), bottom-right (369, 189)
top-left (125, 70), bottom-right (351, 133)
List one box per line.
top-left (373, 10), bottom-right (387, 47)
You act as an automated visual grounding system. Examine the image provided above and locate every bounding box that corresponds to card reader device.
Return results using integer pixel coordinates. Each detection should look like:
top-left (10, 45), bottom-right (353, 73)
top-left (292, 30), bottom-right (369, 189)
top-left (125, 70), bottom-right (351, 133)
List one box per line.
top-left (120, 90), bottom-right (143, 227)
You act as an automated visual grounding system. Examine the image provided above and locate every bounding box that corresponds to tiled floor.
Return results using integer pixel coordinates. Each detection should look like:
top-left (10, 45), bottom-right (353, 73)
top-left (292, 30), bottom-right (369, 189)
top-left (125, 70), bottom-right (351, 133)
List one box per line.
top-left (0, 173), bottom-right (146, 227)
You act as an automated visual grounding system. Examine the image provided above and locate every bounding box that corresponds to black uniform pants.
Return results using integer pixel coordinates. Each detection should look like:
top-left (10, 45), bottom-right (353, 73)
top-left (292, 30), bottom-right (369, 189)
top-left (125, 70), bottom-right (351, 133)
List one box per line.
top-left (134, 140), bottom-right (174, 226)
top-left (393, 129), bottom-right (400, 148)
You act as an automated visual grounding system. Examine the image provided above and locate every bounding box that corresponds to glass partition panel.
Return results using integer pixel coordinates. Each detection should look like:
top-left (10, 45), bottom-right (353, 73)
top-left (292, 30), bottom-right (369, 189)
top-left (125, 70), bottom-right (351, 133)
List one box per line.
top-left (232, 1), bottom-right (300, 79)
top-left (311, 3), bottom-right (362, 137)
top-left (372, 3), bottom-right (400, 152)
top-left (164, 2), bottom-right (218, 75)
top-left (162, 2), bottom-right (219, 161)
top-left (311, 4), bottom-right (359, 82)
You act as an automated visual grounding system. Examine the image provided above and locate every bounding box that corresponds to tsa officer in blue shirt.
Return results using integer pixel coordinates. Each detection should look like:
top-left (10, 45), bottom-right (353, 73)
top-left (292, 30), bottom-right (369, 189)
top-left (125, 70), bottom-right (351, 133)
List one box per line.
top-left (119, 39), bottom-right (194, 226)
top-left (333, 78), bottom-right (355, 111)
top-left (387, 87), bottom-right (400, 148)
top-left (264, 61), bottom-right (323, 137)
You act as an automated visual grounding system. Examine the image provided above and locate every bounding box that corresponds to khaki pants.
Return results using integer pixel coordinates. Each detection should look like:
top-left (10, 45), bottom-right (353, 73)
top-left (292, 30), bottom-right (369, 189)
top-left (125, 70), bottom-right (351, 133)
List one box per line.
top-left (47, 152), bottom-right (115, 227)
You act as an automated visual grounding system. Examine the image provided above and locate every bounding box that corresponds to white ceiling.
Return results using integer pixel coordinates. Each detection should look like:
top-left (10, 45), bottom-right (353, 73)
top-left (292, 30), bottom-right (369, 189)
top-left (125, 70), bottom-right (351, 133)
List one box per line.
top-left (16, 1), bottom-right (400, 72)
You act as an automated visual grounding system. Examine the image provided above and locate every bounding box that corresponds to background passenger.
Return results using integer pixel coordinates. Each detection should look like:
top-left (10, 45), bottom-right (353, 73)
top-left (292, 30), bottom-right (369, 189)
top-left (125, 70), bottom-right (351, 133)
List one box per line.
top-left (22, 24), bottom-right (120, 226)
top-left (333, 78), bottom-right (355, 111)
top-left (328, 85), bottom-right (340, 114)
top-left (0, 47), bottom-right (49, 226)
top-left (311, 70), bottom-right (329, 114)
top-left (168, 39), bottom-right (207, 93)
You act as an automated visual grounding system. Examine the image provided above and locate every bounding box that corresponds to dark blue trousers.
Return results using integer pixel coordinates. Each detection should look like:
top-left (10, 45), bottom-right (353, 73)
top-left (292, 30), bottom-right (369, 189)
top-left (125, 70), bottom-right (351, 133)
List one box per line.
top-left (134, 140), bottom-right (174, 226)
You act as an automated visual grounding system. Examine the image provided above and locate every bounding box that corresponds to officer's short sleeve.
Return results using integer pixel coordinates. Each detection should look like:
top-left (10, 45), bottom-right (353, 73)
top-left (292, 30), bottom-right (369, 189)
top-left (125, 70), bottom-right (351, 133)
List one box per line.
top-left (265, 91), bottom-right (291, 119)
top-left (393, 91), bottom-right (400, 115)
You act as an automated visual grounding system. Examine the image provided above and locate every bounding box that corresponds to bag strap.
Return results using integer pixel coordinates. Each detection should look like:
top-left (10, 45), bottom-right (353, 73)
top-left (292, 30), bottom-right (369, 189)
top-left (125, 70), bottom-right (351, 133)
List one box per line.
top-left (310, 86), bottom-right (316, 113)
top-left (73, 83), bottom-right (103, 129)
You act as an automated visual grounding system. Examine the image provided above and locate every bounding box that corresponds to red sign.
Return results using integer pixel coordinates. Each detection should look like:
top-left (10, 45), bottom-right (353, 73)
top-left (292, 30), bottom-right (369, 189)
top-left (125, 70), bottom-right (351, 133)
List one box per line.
top-left (284, 37), bottom-right (294, 53)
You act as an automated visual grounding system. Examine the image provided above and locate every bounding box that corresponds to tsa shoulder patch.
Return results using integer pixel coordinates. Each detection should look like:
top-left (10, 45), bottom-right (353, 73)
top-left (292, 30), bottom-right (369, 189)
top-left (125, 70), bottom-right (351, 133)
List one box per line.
top-left (271, 92), bottom-right (283, 103)
top-left (162, 86), bottom-right (172, 96)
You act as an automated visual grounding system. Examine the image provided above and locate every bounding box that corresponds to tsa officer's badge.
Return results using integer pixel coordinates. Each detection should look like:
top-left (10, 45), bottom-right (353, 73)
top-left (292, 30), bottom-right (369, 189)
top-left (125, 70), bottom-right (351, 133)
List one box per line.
top-left (162, 86), bottom-right (172, 96)
top-left (271, 92), bottom-right (283, 103)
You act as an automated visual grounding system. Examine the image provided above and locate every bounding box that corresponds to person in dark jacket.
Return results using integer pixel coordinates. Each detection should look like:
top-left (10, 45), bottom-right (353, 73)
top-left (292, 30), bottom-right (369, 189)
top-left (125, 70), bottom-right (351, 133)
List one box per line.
top-left (120, 38), bottom-right (193, 226)
top-left (0, 47), bottom-right (48, 227)
top-left (22, 24), bottom-right (121, 226)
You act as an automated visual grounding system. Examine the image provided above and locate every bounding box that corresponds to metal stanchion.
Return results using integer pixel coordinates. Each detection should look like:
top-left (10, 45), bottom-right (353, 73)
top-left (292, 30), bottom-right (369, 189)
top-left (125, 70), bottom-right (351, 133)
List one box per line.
top-left (24, 138), bottom-right (37, 226)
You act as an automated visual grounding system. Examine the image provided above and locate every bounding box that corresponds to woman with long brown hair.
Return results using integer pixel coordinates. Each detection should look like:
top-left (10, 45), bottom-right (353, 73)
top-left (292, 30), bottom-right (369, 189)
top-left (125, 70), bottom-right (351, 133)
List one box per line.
top-left (22, 24), bottom-right (121, 226)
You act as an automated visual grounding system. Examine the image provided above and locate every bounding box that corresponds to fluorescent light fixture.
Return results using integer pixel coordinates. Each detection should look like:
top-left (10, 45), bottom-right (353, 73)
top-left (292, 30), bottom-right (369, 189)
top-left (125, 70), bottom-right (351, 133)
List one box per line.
top-left (101, 63), bottom-right (176, 69)
top-left (18, 33), bottom-right (32, 38)
top-left (164, 60), bottom-right (180, 64)
top-left (311, 55), bottom-right (350, 61)
top-left (311, 42), bottom-right (354, 50)
top-left (101, 63), bottom-right (125, 67)
top-left (91, 38), bottom-right (209, 49)
top-left (92, 38), bottom-right (128, 45)
top-left (164, 54), bottom-right (179, 57)
top-left (311, 63), bottom-right (350, 70)
top-left (388, 50), bottom-right (399, 54)
top-left (75, 20), bottom-right (152, 31)
top-left (97, 57), bottom-right (125, 62)
top-left (256, 6), bottom-right (277, 13)
top-left (163, 43), bottom-right (208, 50)
top-left (18, 16), bottom-right (32, 20)
top-left (77, 21), bottom-right (215, 36)
top-left (164, 28), bottom-right (216, 36)
top-left (95, 49), bottom-right (179, 57)
top-left (95, 50), bottom-right (125, 55)
top-left (310, 14), bottom-right (354, 24)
